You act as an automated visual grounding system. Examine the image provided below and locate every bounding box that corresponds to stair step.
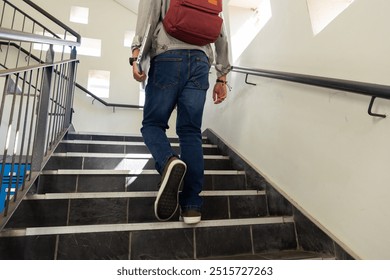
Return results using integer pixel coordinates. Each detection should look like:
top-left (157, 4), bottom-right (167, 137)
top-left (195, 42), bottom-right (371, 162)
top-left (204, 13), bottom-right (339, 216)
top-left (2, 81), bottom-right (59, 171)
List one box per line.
top-left (61, 139), bottom-right (216, 147)
top-left (25, 190), bottom-right (266, 200)
top-left (52, 153), bottom-right (228, 159)
top-left (0, 217), bottom-right (297, 260)
top-left (55, 141), bottom-right (220, 155)
top-left (41, 169), bottom-right (246, 175)
top-left (1, 216), bottom-right (294, 236)
top-left (45, 153), bottom-right (234, 170)
top-left (8, 190), bottom-right (267, 227)
top-left (65, 132), bottom-right (210, 144)
top-left (37, 172), bottom-right (250, 193)
top-left (202, 250), bottom-right (335, 260)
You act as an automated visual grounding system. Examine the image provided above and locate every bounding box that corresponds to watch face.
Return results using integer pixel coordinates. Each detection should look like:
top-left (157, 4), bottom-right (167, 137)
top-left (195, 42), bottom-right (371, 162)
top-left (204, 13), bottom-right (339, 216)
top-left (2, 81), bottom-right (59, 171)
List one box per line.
top-left (129, 57), bottom-right (135, 65)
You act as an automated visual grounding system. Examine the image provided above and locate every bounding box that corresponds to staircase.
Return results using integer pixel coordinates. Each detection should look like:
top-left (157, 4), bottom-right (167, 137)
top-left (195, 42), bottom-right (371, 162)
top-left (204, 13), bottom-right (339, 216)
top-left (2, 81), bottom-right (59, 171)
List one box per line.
top-left (0, 131), bottom-right (335, 260)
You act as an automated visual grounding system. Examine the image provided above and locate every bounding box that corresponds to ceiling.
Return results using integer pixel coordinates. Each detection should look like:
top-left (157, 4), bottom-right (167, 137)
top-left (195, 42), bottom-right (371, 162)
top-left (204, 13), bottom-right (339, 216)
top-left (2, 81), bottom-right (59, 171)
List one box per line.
top-left (113, 0), bottom-right (139, 14)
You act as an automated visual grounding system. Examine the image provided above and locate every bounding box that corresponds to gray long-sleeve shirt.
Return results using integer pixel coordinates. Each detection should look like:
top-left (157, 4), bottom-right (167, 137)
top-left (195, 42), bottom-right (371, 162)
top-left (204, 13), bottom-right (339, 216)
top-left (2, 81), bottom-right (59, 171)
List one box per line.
top-left (131, 0), bottom-right (231, 77)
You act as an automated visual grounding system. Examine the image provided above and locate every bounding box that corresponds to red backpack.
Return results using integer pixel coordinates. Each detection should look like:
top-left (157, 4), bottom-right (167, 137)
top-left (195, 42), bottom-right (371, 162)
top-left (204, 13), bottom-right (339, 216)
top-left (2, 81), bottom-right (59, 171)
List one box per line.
top-left (163, 0), bottom-right (223, 46)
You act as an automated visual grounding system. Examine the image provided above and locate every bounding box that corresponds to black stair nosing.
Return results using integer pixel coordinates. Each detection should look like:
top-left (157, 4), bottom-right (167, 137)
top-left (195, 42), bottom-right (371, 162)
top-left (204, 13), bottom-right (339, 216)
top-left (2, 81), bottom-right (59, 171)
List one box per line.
top-left (0, 216), bottom-right (294, 237)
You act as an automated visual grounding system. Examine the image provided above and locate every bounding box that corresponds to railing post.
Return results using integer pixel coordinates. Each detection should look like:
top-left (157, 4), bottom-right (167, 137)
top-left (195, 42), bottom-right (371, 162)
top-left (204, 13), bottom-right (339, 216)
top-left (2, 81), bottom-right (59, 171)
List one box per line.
top-left (31, 44), bottom-right (54, 172)
top-left (64, 46), bottom-right (77, 127)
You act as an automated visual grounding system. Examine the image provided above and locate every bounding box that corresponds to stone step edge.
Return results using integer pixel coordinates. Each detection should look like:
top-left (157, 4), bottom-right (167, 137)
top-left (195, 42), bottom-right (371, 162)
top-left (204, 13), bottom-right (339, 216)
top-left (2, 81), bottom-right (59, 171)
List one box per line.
top-left (52, 153), bottom-right (229, 160)
top-left (41, 170), bottom-right (246, 176)
top-left (25, 190), bottom-right (266, 200)
top-left (0, 216), bottom-right (294, 237)
top-left (61, 139), bottom-right (217, 148)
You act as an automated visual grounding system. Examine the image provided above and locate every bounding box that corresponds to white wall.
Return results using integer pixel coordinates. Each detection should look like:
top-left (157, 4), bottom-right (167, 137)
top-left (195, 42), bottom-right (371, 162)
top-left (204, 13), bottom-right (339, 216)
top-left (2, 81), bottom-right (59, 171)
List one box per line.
top-left (203, 0), bottom-right (390, 259)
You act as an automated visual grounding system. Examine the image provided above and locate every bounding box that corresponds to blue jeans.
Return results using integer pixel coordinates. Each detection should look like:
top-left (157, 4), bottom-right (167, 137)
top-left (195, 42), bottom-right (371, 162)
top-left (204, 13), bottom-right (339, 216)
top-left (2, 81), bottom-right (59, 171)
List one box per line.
top-left (141, 50), bottom-right (210, 212)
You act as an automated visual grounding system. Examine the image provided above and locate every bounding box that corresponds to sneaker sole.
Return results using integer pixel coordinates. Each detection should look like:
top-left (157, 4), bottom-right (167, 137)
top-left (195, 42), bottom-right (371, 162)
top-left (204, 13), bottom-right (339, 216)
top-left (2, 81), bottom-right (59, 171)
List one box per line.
top-left (154, 159), bottom-right (186, 221)
top-left (182, 216), bottom-right (201, 225)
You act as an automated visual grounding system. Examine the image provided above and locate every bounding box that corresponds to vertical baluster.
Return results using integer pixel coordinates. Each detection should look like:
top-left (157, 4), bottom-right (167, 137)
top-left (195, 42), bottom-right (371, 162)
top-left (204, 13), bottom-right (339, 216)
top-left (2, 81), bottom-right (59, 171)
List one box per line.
top-left (2, 73), bottom-right (19, 216)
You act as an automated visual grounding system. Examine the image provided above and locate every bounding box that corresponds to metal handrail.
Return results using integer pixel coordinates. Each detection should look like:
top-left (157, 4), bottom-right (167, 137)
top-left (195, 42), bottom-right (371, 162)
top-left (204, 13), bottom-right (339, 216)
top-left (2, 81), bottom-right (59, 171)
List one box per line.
top-left (76, 83), bottom-right (144, 110)
top-left (0, 27), bottom-right (80, 47)
top-left (0, 58), bottom-right (78, 76)
top-left (22, 0), bottom-right (81, 43)
top-left (231, 65), bottom-right (390, 118)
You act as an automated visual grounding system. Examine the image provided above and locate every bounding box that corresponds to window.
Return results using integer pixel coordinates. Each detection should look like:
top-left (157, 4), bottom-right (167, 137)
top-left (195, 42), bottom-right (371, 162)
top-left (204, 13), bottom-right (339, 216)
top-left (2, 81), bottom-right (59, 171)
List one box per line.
top-left (228, 0), bottom-right (272, 62)
top-left (70, 6), bottom-right (89, 24)
top-left (78, 37), bottom-right (102, 57)
top-left (307, 0), bottom-right (355, 35)
top-left (87, 70), bottom-right (110, 98)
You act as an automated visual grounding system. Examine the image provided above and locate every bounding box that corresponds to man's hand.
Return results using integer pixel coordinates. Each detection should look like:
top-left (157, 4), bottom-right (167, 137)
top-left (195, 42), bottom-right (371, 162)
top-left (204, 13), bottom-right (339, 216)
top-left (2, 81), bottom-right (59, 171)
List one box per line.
top-left (131, 49), bottom-right (147, 83)
top-left (213, 76), bottom-right (228, 104)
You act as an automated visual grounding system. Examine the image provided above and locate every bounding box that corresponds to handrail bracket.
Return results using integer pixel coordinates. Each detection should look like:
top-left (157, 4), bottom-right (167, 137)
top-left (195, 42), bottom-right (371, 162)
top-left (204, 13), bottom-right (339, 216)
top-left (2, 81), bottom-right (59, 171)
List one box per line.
top-left (368, 96), bottom-right (386, 118)
top-left (245, 74), bottom-right (256, 86)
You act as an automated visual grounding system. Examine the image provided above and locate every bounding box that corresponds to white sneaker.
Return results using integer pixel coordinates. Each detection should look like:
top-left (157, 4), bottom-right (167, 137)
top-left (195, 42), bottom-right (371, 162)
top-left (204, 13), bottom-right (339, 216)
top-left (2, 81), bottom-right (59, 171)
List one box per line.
top-left (181, 209), bottom-right (201, 225)
top-left (154, 157), bottom-right (186, 221)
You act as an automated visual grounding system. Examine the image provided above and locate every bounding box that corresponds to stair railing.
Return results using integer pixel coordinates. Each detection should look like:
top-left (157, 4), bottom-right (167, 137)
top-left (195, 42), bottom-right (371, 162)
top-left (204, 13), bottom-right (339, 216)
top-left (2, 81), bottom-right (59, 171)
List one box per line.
top-left (0, 0), bottom-right (80, 229)
top-left (232, 66), bottom-right (390, 118)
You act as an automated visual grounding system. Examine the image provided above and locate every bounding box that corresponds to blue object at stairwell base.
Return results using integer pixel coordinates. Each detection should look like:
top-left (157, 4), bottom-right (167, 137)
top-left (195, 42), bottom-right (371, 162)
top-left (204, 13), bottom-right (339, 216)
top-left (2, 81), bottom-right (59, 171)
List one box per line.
top-left (0, 163), bottom-right (31, 212)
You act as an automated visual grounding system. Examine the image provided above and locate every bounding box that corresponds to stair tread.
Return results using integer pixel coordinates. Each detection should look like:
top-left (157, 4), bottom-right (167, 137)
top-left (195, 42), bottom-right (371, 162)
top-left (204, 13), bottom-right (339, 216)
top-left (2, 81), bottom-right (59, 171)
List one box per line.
top-left (201, 250), bottom-right (335, 260)
top-left (61, 139), bottom-right (216, 148)
top-left (25, 190), bottom-right (266, 200)
top-left (41, 169), bottom-right (246, 175)
top-left (52, 152), bottom-right (229, 159)
top-left (1, 216), bottom-right (294, 237)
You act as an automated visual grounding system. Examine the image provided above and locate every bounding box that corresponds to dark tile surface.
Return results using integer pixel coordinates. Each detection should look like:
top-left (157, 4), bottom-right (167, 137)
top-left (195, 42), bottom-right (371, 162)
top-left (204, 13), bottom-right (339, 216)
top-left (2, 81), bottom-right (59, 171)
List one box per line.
top-left (204, 174), bottom-right (247, 190)
top-left (0, 235), bottom-right (56, 260)
top-left (293, 208), bottom-right (335, 256)
top-left (131, 229), bottom-right (194, 259)
top-left (68, 198), bottom-right (127, 225)
top-left (124, 136), bottom-right (145, 142)
top-left (252, 223), bottom-right (297, 253)
top-left (57, 232), bottom-right (129, 260)
top-left (5, 200), bottom-right (69, 228)
top-left (201, 196), bottom-right (229, 220)
top-left (44, 156), bottom-right (83, 170)
top-left (77, 175), bottom-right (126, 192)
top-left (88, 144), bottom-right (125, 153)
top-left (92, 135), bottom-right (126, 142)
top-left (128, 197), bottom-right (157, 223)
top-left (125, 145), bottom-right (150, 154)
top-left (65, 133), bottom-right (92, 140)
top-left (266, 182), bottom-right (293, 216)
top-left (202, 147), bottom-right (220, 155)
top-left (83, 157), bottom-right (125, 169)
top-left (334, 243), bottom-right (354, 260)
top-left (203, 129), bottom-right (266, 190)
top-left (55, 143), bottom-right (88, 153)
top-left (229, 195), bottom-right (267, 219)
top-left (37, 175), bottom-right (77, 193)
top-left (126, 175), bottom-right (159, 191)
top-left (204, 159), bottom-right (233, 170)
top-left (196, 226), bottom-right (252, 258)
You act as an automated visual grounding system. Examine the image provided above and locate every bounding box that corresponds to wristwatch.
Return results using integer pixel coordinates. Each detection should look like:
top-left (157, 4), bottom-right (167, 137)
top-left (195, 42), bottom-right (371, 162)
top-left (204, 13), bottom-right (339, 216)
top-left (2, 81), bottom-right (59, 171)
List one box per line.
top-left (129, 57), bottom-right (137, 66)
